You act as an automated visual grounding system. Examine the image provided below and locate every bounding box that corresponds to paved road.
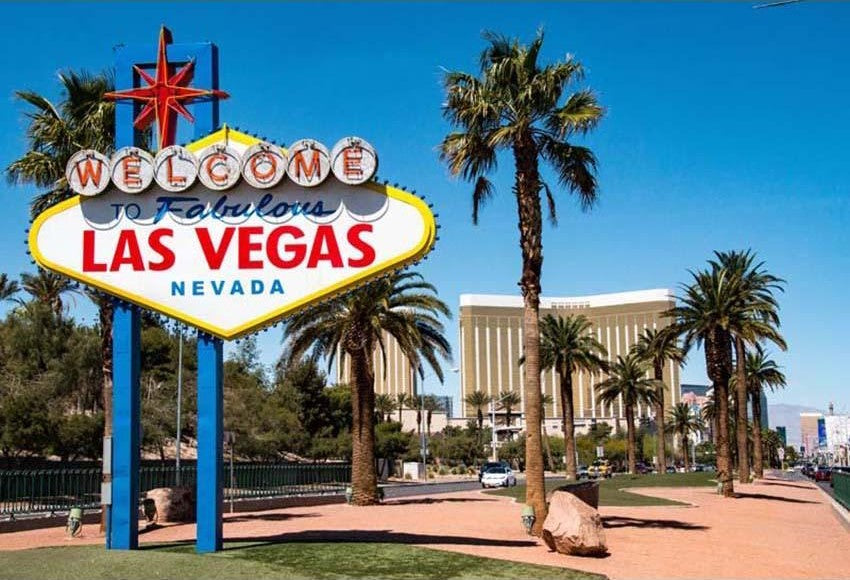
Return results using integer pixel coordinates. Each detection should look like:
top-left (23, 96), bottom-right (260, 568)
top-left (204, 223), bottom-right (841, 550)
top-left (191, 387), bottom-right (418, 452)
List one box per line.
top-left (381, 475), bottom-right (570, 499)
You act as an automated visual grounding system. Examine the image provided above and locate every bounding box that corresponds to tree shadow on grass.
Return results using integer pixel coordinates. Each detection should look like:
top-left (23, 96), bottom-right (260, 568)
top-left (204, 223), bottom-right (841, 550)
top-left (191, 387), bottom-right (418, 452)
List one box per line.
top-left (384, 497), bottom-right (497, 506)
top-left (602, 516), bottom-right (708, 531)
top-left (733, 492), bottom-right (818, 504)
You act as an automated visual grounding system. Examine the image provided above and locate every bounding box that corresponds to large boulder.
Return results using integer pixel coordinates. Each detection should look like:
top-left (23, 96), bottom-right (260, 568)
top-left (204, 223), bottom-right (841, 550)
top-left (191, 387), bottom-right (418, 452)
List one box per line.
top-left (542, 490), bottom-right (608, 557)
top-left (145, 487), bottom-right (195, 523)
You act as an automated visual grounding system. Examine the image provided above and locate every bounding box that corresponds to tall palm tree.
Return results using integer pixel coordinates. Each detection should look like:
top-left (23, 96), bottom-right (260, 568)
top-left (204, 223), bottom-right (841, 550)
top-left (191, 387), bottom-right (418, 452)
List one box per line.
top-left (375, 394), bottom-right (395, 423)
top-left (394, 392), bottom-right (411, 424)
top-left (596, 354), bottom-right (660, 474)
top-left (712, 250), bottom-right (786, 483)
top-left (422, 395), bottom-right (442, 437)
top-left (7, 71), bottom-right (115, 527)
top-left (540, 392), bottom-right (556, 471)
top-left (668, 402), bottom-right (702, 472)
top-left (0, 274), bottom-right (19, 302)
top-left (464, 390), bottom-right (492, 432)
top-left (536, 314), bottom-right (607, 480)
top-left (665, 266), bottom-right (739, 497)
top-left (498, 390), bottom-right (522, 427)
top-left (285, 271), bottom-right (451, 505)
top-left (440, 30), bottom-right (603, 533)
top-left (743, 350), bottom-right (786, 478)
top-left (20, 270), bottom-right (77, 317)
top-left (632, 326), bottom-right (685, 474)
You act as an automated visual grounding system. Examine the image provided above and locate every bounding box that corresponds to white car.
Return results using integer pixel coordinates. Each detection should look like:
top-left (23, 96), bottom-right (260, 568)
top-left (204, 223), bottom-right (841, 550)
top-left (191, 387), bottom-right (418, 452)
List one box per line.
top-left (481, 466), bottom-right (517, 488)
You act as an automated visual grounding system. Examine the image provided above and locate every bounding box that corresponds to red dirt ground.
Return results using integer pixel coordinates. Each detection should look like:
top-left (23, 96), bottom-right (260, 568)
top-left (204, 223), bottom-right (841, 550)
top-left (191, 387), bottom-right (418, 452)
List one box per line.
top-left (1, 475), bottom-right (847, 579)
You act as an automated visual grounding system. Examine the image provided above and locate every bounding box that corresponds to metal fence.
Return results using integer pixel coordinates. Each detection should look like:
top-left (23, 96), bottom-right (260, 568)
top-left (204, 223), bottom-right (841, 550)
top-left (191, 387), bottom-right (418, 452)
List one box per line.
top-left (0, 462), bottom-right (351, 517)
top-left (833, 471), bottom-right (850, 511)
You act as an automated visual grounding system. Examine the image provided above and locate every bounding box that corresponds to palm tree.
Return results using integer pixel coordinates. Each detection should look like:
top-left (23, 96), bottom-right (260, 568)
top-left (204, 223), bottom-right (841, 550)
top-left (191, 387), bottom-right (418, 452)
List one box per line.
top-left (596, 354), bottom-right (660, 474)
top-left (285, 271), bottom-right (451, 505)
top-left (375, 394), bottom-right (395, 423)
top-left (540, 392), bottom-right (557, 471)
top-left (537, 314), bottom-right (607, 480)
top-left (498, 390), bottom-right (522, 427)
top-left (422, 395), bottom-right (442, 437)
top-left (464, 390), bottom-right (491, 431)
top-left (712, 250), bottom-right (786, 483)
top-left (440, 30), bottom-right (603, 533)
top-left (632, 326), bottom-right (685, 474)
top-left (0, 274), bottom-right (19, 302)
top-left (665, 266), bottom-right (739, 497)
top-left (20, 270), bottom-right (77, 317)
top-left (7, 71), bottom-right (115, 527)
top-left (394, 392), bottom-right (411, 424)
top-left (668, 402), bottom-right (702, 472)
top-left (743, 350), bottom-right (786, 478)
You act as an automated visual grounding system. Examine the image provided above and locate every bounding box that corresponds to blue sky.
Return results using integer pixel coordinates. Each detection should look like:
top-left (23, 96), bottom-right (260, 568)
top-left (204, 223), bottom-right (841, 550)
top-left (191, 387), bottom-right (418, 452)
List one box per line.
top-left (1, 2), bottom-right (848, 412)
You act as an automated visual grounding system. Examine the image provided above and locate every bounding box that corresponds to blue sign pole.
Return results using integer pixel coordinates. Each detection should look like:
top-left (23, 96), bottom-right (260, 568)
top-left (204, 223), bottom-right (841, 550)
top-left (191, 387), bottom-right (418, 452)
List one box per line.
top-left (196, 334), bottom-right (224, 552)
top-left (107, 32), bottom-right (221, 551)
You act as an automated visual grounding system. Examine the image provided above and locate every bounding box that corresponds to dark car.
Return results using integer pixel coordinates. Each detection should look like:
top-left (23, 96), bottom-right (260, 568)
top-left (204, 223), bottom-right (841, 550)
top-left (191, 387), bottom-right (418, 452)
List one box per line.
top-left (814, 466), bottom-right (832, 482)
top-left (635, 462), bottom-right (652, 475)
top-left (801, 463), bottom-right (815, 478)
top-left (478, 461), bottom-right (510, 481)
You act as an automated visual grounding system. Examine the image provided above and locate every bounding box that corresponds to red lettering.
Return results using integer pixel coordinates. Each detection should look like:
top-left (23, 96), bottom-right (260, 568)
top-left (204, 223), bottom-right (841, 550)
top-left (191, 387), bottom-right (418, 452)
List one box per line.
top-left (238, 226), bottom-right (264, 269)
top-left (82, 230), bottom-right (107, 272)
top-left (109, 230), bottom-right (144, 271)
top-left (347, 224), bottom-right (375, 268)
top-left (148, 229), bottom-right (175, 271)
top-left (267, 226), bottom-right (306, 268)
top-left (196, 228), bottom-right (235, 269)
top-left (250, 152), bottom-right (277, 181)
top-left (122, 155), bottom-right (142, 188)
top-left (204, 154), bottom-right (229, 185)
top-left (307, 225), bottom-right (343, 268)
top-left (75, 158), bottom-right (104, 187)
top-left (293, 149), bottom-right (321, 180)
top-left (343, 147), bottom-right (363, 179)
top-left (166, 154), bottom-right (186, 186)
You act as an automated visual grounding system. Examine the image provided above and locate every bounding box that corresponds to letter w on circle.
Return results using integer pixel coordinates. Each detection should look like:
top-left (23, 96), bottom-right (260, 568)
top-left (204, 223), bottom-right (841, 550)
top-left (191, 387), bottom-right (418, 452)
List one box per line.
top-left (76, 158), bottom-right (104, 186)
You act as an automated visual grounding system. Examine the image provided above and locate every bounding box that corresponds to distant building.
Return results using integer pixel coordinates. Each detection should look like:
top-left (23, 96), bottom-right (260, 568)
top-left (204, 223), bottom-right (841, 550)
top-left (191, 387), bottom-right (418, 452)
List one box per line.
top-left (681, 384), bottom-right (710, 397)
top-left (800, 412), bottom-right (822, 457)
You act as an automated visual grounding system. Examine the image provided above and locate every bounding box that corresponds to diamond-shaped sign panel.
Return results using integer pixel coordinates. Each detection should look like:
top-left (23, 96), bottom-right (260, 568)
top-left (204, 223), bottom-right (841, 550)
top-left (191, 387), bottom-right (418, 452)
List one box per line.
top-left (29, 128), bottom-right (436, 340)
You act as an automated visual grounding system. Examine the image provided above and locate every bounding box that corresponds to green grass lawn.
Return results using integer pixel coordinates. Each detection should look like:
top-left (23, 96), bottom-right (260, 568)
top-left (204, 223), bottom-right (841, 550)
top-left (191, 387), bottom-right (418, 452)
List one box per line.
top-left (488, 471), bottom-right (716, 506)
top-left (0, 542), bottom-right (606, 580)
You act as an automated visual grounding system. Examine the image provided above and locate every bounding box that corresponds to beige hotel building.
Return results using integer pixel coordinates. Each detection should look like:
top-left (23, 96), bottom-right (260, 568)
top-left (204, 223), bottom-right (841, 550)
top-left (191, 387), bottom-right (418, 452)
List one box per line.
top-left (458, 289), bottom-right (681, 431)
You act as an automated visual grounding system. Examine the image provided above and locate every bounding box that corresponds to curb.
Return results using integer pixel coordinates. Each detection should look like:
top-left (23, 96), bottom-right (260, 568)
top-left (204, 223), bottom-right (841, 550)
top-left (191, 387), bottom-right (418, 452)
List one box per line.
top-left (811, 482), bottom-right (850, 530)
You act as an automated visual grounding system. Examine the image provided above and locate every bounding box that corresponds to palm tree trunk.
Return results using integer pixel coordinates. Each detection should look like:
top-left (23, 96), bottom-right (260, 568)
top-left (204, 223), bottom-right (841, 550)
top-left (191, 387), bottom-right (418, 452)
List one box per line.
top-left (708, 330), bottom-right (734, 497)
top-left (398, 404), bottom-right (403, 424)
top-left (349, 348), bottom-right (379, 505)
top-left (681, 430), bottom-right (690, 472)
top-left (477, 408), bottom-right (484, 432)
top-left (99, 300), bottom-right (113, 533)
top-left (560, 369), bottom-right (578, 481)
top-left (514, 134), bottom-right (546, 535)
top-left (734, 337), bottom-right (750, 484)
top-left (751, 389), bottom-right (764, 478)
top-left (626, 405), bottom-right (637, 474)
top-left (654, 361), bottom-right (666, 474)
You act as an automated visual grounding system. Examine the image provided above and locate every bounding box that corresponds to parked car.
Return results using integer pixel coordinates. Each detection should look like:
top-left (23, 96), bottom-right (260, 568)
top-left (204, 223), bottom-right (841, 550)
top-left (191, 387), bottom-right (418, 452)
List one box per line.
top-left (635, 462), bottom-right (652, 475)
top-left (665, 465), bottom-right (677, 474)
top-left (588, 459), bottom-right (612, 478)
top-left (478, 461), bottom-right (510, 481)
top-left (814, 466), bottom-right (832, 482)
top-left (802, 463), bottom-right (815, 478)
top-left (480, 466), bottom-right (517, 488)
top-left (577, 465), bottom-right (590, 479)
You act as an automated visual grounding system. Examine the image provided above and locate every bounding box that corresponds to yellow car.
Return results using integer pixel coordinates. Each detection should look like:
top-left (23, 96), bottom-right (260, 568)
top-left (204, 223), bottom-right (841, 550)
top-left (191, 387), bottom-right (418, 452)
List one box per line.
top-left (589, 459), bottom-right (612, 478)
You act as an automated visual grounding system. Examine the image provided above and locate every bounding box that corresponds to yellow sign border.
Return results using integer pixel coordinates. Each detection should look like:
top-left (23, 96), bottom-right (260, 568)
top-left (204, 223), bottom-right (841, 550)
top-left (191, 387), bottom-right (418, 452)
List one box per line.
top-left (28, 127), bottom-right (437, 340)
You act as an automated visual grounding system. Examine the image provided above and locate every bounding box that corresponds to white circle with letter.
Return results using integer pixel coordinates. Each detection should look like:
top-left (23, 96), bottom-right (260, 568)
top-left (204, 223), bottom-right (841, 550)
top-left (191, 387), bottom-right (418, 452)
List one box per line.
top-left (241, 142), bottom-right (287, 189)
top-left (110, 147), bottom-right (155, 194)
top-left (197, 144), bottom-right (241, 191)
top-left (285, 139), bottom-right (330, 187)
top-left (331, 136), bottom-right (377, 185)
top-left (66, 149), bottom-right (111, 196)
top-left (154, 145), bottom-right (199, 192)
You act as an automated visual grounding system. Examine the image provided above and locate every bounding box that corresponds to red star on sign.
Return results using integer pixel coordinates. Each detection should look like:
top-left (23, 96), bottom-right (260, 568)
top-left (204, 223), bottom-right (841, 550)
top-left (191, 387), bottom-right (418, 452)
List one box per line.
top-left (105, 26), bottom-right (229, 150)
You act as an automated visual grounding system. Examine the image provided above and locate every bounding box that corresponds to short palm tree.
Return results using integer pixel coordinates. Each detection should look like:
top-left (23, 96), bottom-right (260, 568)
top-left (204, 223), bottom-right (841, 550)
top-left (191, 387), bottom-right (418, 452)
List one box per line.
top-left (375, 394), bottom-right (395, 423)
top-left (440, 30), bottom-right (603, 533)
top-left (668, 402), bottom-right (702, 472)
top-left (596, 354), bottom-right (660, 474)
top-left (743, 350), bottom-right (786, 478)
top-left (20, 269), bottom-right (77, 317)
top-left (394, 392), bottom-right (411, 424)
top-left (422, 395), bottom-right (442, 437)
top-left (0, 274), bottom-right (19, 302)
top-left (464, 390), bottom-right (491, 432)
top-left (665, 266), bottom-right (740, 496)
top-left (285, 271), bottom-right (451, 505)
top-left (498, 390), bottom-right (522, 427)
top-left (632, 326), bottom-right (685, 474)
top-left (537, 314), bottom-right (607, 480)
top-left (712, 250), bottom-right (785, 483)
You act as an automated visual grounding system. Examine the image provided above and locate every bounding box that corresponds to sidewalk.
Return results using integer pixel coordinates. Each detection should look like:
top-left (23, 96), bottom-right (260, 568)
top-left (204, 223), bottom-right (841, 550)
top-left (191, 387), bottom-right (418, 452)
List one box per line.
top-left (1, 475), bottom-right (847, 579)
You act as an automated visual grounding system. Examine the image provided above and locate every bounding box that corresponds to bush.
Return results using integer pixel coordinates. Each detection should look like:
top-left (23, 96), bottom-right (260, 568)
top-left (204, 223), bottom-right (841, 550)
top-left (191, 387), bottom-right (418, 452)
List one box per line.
top-left (404, 472), bottom-right (412, 480)
top-left (438, 466), bottom-right (449, 476)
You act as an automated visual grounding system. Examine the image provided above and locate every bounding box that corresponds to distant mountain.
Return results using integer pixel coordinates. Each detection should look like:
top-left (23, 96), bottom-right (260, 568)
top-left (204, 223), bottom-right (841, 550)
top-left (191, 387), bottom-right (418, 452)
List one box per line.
top-left (768, 403), bottom-right (823, 447)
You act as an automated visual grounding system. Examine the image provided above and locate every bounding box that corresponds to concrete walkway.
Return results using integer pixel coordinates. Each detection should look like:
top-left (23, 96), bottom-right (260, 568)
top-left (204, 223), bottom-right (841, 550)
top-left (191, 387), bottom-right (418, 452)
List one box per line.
top-left (1, 475), bottom-right (847, 579)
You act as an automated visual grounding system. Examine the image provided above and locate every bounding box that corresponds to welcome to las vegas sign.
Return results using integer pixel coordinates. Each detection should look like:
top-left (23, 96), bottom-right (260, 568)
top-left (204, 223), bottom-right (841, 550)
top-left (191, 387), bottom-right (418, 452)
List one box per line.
top-left (28, 126), bottom-right (437, 339)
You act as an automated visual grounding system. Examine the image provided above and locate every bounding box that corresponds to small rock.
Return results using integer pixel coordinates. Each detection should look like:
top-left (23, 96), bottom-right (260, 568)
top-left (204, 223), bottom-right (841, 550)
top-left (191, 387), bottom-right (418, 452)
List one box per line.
top-left (145, 487), bottom-right (195, 523)
top-left (542, 490), bottom-right (608, 557)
